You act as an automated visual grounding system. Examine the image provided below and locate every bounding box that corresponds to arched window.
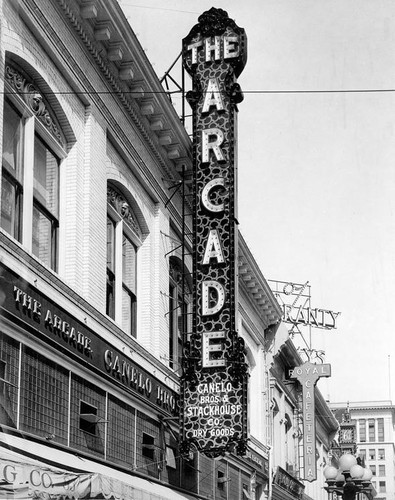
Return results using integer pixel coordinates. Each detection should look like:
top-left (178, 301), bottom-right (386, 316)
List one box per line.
top-left (107, 183), bottom-right (142, 337)
top-left (168, 256), bottom-right (191, 370)
top-left (1, 62), bottom-right (67, 270)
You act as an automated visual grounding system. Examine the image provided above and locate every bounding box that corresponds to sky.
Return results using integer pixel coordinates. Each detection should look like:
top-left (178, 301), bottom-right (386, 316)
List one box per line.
top-left (118, 0), bottom-right (395, 404)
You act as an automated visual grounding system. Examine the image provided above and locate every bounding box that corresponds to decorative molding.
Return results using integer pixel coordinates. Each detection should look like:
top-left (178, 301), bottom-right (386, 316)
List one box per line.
top-left (107, 43), bottom-right (124, 61)
top-left (80, 2), bottom-right (98, 19)
top-left (94, 22), bottom-right (112, 41)
top-left (119, 64), bottom-right (135, 81)
top-left (5, 65), bottom-right (65, 148)
top-left (107, 186), bottom-right (141, 238)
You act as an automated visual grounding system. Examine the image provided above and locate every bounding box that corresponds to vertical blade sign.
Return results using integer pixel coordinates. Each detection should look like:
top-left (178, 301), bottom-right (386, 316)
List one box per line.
top-left (180, 8), bottom-right (248, 457)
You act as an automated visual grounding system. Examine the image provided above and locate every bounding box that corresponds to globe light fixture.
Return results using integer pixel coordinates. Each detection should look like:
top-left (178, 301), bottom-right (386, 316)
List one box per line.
top-left (323, 453), bottom-right (376, 500)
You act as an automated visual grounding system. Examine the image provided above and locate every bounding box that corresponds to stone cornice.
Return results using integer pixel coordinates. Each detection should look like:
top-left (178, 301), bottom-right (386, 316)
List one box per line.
top-left (56, 0), bottom-right (191, 178)
top-left (238, 232), bottom-right (282, 326)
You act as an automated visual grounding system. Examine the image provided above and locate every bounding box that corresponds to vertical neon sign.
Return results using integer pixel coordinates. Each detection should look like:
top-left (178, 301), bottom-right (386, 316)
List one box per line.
top-left (290, 362), bottom-right (331, 481)
top-left (180, 8), bottom-right (248, 456)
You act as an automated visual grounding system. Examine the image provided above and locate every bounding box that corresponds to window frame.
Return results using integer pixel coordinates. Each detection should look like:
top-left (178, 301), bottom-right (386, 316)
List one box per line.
top-left (1, 79), bottom-right (66, 271)
top-left (368, 418), bottom-right (375, 442)
top-left (106, 193), bottom-right (141, 337)
top-left (359, 419), bottom-right (366, 442)
top-left (168, 257), bottom-right (191, 371)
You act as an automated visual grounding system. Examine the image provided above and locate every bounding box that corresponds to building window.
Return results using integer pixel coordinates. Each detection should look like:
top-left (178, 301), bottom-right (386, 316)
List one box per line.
top-left (169, 256), bottom-right (190, 370)
top-left (107, 184), bottom-right (142, 337)
top-left (122, 233), bottom-right (137, 335)
top-left (0, 334), bottom-right (19, 429)
top-left (242, 484), bottom-right (252, 500)
top-left (217, 469), bottom-right (227, 491)
top-left (79, 401), bottom-right (99, 435)
top-left (371, 465), bottom-right (376, 476)
top-left (377, 418), bottom-right (384, 442)
top-left (378, 465), bottom-right (385, 476)
top-left (142, 433), bottom-right (155, 460)
top-left (20, 346), bottom-right (68, 444)
top-left (359, 419), bottom-right (366, 442)
top-left (106, 395), bottom-right (135, 467)
top-left (359, 449), bottom-right (366, 465)
top-left (378, 448), bottom-right (385, 460)
top-left (1, 64), bottom-right (66, 271)
top-left (165, 446), bottom-right (177, 469)
top-left (379, 481), bottom-right (386, 493)
top-left (369, 449), bottom-right (375, 460)
top-left (368, 419), bottom-right (375, 442)
top-left (1, 100), bottom-right (23, 240)
top-left (136, 411), bottom-right (160, 478)
top-left (32, 135), bottom-right (59, 268)
top-left (106, 216), bottom-right (116, 319)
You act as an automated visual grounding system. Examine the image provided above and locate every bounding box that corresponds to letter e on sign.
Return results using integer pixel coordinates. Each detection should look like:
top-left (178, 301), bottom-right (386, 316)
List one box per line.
top-left (202, 331), bottom-right (226, 368)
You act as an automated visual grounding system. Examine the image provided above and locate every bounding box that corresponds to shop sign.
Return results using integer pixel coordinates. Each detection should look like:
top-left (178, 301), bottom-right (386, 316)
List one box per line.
top-left (290, 362), bottom-right (331, 481)
top-left (180, 7), bottom-right (248, 457)
top-left (244, 449), bottom-right (269, 476)
top-left (0, 460), bottom-right (94, 499)
top-left (270, 280), bottom-right (340, 330)
top-left (273, 466), bottom-right (304, 499)
top-left (0, 263), bottom-right (177, 416)
top-left (283, 304), bottom-right (340, 329)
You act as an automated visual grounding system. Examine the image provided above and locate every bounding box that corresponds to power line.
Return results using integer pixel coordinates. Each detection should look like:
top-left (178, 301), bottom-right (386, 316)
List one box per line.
top-left (3, 88), bottom-right (395, 96)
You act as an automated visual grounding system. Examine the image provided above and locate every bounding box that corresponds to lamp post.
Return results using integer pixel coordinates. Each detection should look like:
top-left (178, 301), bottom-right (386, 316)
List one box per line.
top-left (323, 454), bottom-right (375, 500)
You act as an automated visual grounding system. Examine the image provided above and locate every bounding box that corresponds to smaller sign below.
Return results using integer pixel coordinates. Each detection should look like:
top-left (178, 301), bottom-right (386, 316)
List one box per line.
top-left (290, 362), bottom-right (331, 482)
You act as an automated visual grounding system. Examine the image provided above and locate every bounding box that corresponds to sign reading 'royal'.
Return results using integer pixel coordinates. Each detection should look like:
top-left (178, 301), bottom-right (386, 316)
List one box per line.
top-left (180, 8), bottom-right (248, 457)
top-left (290, 362), bottom-right (331, 482)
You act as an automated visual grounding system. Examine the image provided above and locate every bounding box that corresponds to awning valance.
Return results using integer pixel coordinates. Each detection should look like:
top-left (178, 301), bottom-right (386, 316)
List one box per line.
top-left (0, 436), bottom-right (196, 500)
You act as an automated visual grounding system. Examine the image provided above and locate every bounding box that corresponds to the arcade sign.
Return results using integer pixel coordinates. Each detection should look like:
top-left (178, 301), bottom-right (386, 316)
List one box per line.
top-left (180, 8), bottom-right (248, 457)
top-left (290, 362), bottom-right (331, 481)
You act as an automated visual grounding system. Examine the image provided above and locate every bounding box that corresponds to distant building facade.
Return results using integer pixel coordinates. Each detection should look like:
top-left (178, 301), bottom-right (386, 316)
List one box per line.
top-left (330, 401), bottom-right (395, 500)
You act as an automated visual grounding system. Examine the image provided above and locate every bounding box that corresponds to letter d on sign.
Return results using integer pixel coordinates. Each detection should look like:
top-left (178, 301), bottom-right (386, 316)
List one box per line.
top-left (202, 281), bottom-right (225, 315)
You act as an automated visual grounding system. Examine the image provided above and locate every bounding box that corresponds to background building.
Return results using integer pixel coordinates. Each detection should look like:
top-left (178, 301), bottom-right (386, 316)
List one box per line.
top-left (330, 401), bottom-right (395, 500)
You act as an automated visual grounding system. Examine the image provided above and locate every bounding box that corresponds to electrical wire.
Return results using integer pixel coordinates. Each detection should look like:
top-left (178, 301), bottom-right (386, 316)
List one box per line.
top-left (3, 88), bottom-right (395, 96)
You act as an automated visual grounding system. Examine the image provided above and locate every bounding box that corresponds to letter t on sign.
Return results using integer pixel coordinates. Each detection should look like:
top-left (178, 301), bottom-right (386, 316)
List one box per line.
top-left (290, 362), bottom-right (331, 482)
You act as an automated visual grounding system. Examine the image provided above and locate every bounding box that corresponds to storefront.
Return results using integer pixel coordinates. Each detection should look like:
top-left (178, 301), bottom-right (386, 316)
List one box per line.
top-left (0, 261), bottom-right (198, 499)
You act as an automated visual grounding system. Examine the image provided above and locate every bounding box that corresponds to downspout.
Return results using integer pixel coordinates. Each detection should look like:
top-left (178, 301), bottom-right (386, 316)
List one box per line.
top-left (267, 444), bottom-right (273, 500)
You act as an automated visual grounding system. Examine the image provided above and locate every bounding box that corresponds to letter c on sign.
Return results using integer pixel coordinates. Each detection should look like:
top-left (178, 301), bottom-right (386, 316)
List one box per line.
top-left (201, 178), bottom-right (225, 213)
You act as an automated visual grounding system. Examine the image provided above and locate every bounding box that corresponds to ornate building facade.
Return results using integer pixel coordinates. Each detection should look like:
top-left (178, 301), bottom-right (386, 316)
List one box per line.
top-left (0, 1), bottom-right (337, 499)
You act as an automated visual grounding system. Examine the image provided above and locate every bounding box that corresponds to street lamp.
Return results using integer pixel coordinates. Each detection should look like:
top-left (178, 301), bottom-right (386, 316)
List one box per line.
top-left (323, 454), bottom-right (375, 499)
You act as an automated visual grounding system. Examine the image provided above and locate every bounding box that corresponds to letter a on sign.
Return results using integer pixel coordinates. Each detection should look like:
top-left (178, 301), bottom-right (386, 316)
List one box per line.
top-left (202, 78), bottom-right (224, 113)
top-left (203, 229), bottom-right (224, 264)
